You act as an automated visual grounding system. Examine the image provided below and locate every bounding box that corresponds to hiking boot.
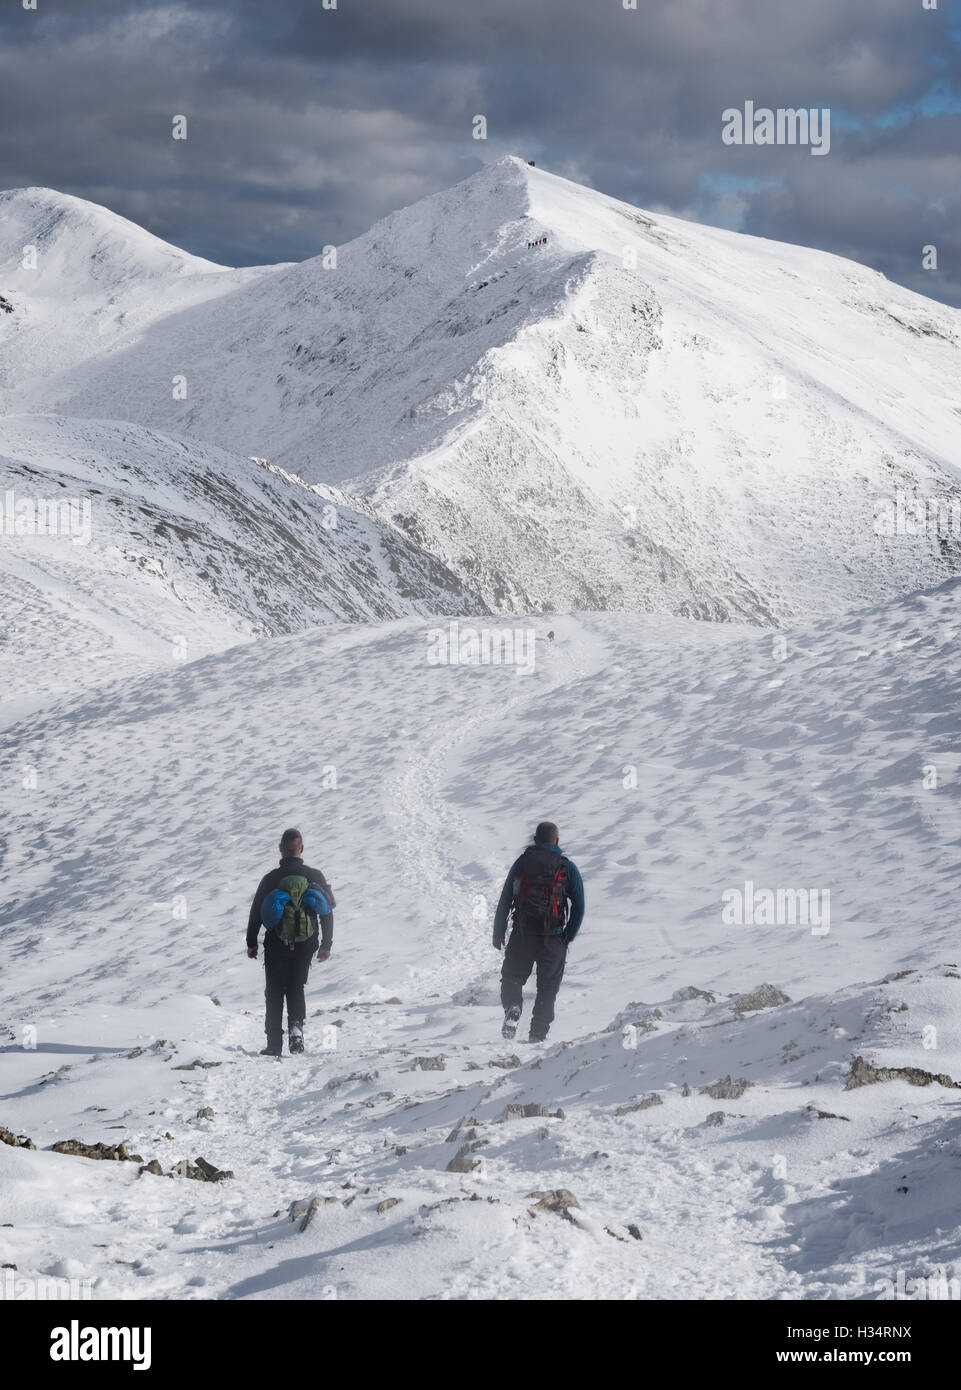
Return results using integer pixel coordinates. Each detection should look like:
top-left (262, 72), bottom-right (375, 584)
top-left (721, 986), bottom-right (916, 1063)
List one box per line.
top-left (289, 1022), bottom-right (305, 1055)
top-left (260, 1046), bottom-right (282, 1057)
top-left (527, 1032), bottom-right (548, 1044)
top-left (502, 1005), bottom-right (521, 1040)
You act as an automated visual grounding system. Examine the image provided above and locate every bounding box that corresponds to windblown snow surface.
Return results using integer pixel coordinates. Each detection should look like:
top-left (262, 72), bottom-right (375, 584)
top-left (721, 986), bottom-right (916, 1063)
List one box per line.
top-left (3, 593), bottom-right (961, 1300)
top-left (2, 158), bottom-right (961, 1302)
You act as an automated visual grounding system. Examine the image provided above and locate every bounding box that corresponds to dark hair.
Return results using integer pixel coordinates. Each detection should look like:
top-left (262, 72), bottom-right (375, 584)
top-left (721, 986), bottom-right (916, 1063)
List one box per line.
top-left (534, 821), bottom-right (559, 845)
top-left (279, 828), bottom-right (303, 856)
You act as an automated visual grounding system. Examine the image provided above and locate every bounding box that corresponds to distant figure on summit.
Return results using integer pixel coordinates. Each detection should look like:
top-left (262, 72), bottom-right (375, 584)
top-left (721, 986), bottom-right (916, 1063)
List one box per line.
top-left (492, 822), bottom-right (585, 1043)
top-left (247, 829), bottom-right (336, 1057)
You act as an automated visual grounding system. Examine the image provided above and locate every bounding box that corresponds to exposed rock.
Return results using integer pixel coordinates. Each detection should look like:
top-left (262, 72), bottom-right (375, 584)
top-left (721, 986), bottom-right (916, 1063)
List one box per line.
top-left (393, 1144), bottom-right (408, 1156)
top-left (138, 1159), bottom-right (164, 1176)
top-left (194, 1107), bottom-right (215, 1120)
top-left (627, 1224), bottom-right (643, 1241)
top-left (288, 1195), bottom-right (320, 1231)
top-left (807, 1105), bottom-right (850, 1121)
top-left (701, 1075), bottom-right (754, 1100)
top-left (0, 1125), bottom-right (35, 1150)
top-left (704, 1111), bottom-right (726, 1127)
top-left (681, 1083), bottom-right (692, 1097)
top-left (325, 1070), bottom-right (379, 1090)
top-left (125, 1047), bottom-right (145, 1059)
top-left (189, 1156), bottom-right (233, 1182)
top-left (446, 1144), bottom-right (481, 1173)
top-left (410, 1056), bottom-right (446, 1071)
top-left (51, 1139), bottom-right (143, 1162)
top-left (615, 1093), bottom-right (663, 1115)
top-left (845, 1056), bottom-right (960, 1092)
top-left (502, 1103), bottom-right (564, 1121)
top-left (731, 984), bottom-right (791, 1014)
top-left (377, 1198), bottom-right (400, 1213)
top-left (171, 1059), bottom-right (223, 1071)
top-left (672, 986), bottom-right (716, 1003)
top-left (490, 1054), bottom-right (522, 1069)
top-left (527, 1188), bottom-right (580, 1213)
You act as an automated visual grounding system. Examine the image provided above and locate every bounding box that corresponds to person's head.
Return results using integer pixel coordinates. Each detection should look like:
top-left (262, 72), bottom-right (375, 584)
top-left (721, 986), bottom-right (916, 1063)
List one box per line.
top-left (279, 828), bottom-right (303, 858)
top-left (534, 821), bottom-right (559, 846)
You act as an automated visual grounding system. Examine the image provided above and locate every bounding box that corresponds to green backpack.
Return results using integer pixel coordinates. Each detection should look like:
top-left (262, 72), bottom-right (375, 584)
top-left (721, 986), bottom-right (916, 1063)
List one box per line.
top-left (274, 875), bottom-right (315, 947)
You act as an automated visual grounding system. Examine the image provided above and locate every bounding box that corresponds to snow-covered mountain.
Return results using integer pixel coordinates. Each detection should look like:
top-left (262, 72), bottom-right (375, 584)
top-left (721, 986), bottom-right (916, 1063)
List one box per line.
top-left (0, 414), bottom-right (481, 706)
top-left (4, 158), bottom-right (961, 1303)
top-left (9, 158), bottom-right (961, 622)
top-left (0, 187), bottom-right (280, 404)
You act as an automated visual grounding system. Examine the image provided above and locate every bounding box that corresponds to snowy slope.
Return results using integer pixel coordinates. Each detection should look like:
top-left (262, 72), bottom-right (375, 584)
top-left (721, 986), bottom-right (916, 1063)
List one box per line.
top-left (0, 414), bottom-right (481, 704)
top-left (2, 583), bottom-right (961, 1298)
top-left (0, 187), bottom-right (279, 403)
top-left (19, 158), bottom-right (961, 623)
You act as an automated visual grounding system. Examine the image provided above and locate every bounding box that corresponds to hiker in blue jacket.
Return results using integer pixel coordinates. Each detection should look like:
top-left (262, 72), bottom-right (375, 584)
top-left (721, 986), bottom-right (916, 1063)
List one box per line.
top-left (492, 822), bottom-right (584, 1042)
top-left (247, 828), bottom-right (335, 1056)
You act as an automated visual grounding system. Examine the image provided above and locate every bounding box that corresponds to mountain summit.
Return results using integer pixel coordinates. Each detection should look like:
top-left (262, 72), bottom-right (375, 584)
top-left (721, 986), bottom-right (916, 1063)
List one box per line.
top-left (4, 159), bottom-right (960, 621)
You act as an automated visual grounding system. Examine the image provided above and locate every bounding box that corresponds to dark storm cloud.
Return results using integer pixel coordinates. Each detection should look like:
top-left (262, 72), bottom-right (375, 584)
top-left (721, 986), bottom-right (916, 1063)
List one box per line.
top-left (0, 0), bottom-right (958, 305)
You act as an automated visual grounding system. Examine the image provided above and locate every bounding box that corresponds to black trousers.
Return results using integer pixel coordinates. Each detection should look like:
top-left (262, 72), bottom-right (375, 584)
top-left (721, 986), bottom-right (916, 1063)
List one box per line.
top-left (500, 926), bottom-right (568, 1038)
top-left (263, 934), bottom-right (315, 1049)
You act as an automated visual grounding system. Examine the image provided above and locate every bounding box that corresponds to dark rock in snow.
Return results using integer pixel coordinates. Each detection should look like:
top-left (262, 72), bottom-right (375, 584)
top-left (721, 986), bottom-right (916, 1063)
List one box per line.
top-left (52, 1139), bottom-right (143, 1162)
top-left (410, 1056), bottom-right (446, 1071)
top-left (502, 1103), bottom-right (564, 1120)
top-left (701, 1075), bottom-right (754, 1100)
top-left (446, 1145), bottom-right (481, 1173)
top-left (0, 1125), bottom-right (35, 1150)
top-left (845, 1055), bottom-right (960, 1091)
top-left (616, 1093), bottom-right (663, 1115)
top-left (731, 984), bottom-right (791, 1014)
top-left (527, 1188), bottom-right (580, 1213)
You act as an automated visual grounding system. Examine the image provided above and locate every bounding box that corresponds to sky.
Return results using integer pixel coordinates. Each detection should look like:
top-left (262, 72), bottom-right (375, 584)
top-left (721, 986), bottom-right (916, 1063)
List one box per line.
top-left (1, 0), bottom-right (959, 306)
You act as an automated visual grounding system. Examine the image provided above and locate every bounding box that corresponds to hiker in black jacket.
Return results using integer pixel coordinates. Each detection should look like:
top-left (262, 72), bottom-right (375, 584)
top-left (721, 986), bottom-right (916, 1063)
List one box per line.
top-left (247, 828), bottom-right (335, 1056)
top-left (492, 821), bottom-right (584, 1043)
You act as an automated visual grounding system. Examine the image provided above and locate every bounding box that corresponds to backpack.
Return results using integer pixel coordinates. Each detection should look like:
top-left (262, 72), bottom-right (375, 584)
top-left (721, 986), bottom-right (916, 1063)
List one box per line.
top-left (514, 846), bottom-right (568, 936)
top-left (261, 875), bottom-right (329, 947)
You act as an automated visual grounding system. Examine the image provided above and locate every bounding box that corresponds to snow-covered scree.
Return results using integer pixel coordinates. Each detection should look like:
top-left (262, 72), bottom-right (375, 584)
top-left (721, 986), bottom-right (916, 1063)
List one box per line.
top-left (3, 591), bottom-right (961, 1299)
top-left (0, 414), bottom-right (481, 705)
top-left (4, 159), bottom-right (961, 622)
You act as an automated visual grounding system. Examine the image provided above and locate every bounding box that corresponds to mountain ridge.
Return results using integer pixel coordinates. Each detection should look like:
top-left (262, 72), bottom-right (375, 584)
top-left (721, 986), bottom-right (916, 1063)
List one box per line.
top-left (3, 158), bottom-right (961, 623)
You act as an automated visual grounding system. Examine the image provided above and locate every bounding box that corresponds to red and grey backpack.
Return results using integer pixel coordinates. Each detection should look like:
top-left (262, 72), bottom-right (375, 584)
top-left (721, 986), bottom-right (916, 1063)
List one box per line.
top-left (513, 846), bottom-right (569, 936)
